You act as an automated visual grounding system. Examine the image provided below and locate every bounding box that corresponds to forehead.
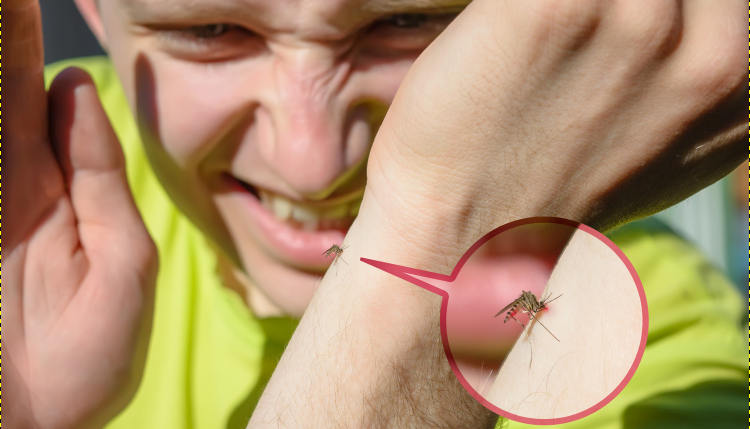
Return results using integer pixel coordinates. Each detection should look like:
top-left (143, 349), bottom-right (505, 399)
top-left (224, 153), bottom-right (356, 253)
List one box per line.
top-left (121, 0), bottom-right (468, 34)
top-left (122, 0), bottom-right (465, 12)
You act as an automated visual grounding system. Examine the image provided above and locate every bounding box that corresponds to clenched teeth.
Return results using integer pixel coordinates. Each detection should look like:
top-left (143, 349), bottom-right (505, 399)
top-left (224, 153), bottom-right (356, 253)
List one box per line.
top-left (258, 189), bottom-right (361, 229)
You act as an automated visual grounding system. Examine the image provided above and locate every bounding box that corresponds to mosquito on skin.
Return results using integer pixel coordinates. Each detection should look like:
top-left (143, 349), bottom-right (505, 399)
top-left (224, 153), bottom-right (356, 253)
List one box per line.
top-left (323, 244), bottom-right (347, 265)
top-left (495, 290), bottom-right (562, 341)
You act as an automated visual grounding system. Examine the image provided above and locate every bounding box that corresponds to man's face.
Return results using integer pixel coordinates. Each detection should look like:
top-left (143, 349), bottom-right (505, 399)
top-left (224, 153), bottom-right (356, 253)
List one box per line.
top-left (94, 0), bottom-right (463, 315)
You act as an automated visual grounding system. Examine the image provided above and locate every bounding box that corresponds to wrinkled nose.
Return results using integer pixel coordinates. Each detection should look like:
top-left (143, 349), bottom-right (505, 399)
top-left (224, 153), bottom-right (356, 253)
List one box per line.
top-left (260, 52), bottom-right (363, 198)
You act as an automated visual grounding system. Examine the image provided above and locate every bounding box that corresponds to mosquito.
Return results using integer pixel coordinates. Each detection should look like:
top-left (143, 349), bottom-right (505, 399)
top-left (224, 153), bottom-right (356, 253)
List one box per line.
top-left (323, 244), bottom-right (347, 265)
top-left (494, 290), bottom-right (562, 341)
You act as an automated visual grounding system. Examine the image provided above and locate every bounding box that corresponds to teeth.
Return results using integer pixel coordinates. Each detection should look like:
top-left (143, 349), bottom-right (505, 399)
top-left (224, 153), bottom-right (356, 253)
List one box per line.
top-left (271, 195), bottom-right (293, 220)
top-left (258, 190), bottom-right (273, 210)
top-left (290, 205), bottom-right (318, 223)
top-left (257, 188), bottom-right (363, 228)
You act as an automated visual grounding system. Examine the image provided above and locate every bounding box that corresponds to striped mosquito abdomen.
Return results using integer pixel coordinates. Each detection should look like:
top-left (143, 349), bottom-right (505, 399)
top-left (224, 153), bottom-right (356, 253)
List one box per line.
top-left (495, 290), bottom-right (562, 342)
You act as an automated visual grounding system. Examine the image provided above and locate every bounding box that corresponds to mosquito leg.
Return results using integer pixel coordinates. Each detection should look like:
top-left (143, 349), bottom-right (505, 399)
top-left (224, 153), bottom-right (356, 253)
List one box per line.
top-left (507, 312), bottom-right (525, 328)
top-left (528, 312), bottom-right (560, 342)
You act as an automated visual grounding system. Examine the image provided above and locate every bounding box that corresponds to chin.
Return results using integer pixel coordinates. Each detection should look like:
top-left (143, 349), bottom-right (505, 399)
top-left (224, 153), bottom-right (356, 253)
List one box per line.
top-left (238, 245), bottom-right (327, 317)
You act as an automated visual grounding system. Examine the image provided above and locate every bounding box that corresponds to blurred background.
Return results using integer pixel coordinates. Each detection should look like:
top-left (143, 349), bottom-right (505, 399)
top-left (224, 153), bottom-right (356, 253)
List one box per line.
top-left (40, 1), bottom-right (748, 292)
top-left (41, 1), bottom-right (104, 63)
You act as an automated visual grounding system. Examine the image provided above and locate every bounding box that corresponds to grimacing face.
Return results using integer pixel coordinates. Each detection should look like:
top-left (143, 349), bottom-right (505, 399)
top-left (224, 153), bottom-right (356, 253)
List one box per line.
top-left (83, 0), bottom-right (466, 316)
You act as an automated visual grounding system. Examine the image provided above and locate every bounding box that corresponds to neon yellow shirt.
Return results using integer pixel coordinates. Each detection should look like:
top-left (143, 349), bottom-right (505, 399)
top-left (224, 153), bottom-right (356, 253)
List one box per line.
top-left (45, 57), bottom-right (746, 429)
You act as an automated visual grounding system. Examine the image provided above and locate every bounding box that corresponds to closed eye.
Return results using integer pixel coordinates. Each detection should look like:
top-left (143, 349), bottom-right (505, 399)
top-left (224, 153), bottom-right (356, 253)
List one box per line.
top-left (150, 23), bottom-right (263, 61)
top-left (362, 11), bottom-right (461, 53)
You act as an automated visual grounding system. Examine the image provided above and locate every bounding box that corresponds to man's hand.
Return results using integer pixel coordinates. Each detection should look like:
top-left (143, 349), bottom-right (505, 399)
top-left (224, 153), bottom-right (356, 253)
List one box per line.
top-left (4, 1), bottom-right (157, 427)
top-left (368, 0), bottom-right (746, 238)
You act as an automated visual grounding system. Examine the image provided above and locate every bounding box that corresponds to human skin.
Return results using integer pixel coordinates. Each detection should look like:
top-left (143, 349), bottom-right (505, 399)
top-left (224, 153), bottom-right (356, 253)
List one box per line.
top-left (5, 2), bottom-right (158, 428)
top-left (250, 0), bottom-right (745, 426)
top-left (5, 0), bottom-right (746, 428)
top-left (486, 227), bottom-right (643, 419)
top-left (77, 0), bottom-right (464, 317)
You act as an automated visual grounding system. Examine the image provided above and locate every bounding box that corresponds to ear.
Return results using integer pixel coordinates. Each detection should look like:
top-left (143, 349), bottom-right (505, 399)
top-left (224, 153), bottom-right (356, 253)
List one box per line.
top-left (74, 0), bottom-right (108, 51)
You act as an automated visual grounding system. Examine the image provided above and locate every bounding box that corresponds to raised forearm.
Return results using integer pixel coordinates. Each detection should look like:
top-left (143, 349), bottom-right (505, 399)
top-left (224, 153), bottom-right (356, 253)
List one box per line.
top-left (248, 0), bottom-right (745, 425)
top-left (249, 193), bottom-right (499, 428)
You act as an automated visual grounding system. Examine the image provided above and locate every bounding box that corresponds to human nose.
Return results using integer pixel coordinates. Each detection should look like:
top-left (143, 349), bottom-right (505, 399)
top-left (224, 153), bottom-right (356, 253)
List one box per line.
top-left (258, 48), bottom-right (369, 198)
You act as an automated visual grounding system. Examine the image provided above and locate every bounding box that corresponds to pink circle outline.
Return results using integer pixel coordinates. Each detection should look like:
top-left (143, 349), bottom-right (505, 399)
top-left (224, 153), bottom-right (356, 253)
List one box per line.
top-left (362, 216), bottom-right (649, 425)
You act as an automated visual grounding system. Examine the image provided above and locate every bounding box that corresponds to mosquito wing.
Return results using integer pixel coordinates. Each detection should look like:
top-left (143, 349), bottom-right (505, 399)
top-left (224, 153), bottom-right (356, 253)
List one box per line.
top-left (323, 245), bottom-right (340, 256)
top-left (494, 297), bottom-right (521, 318)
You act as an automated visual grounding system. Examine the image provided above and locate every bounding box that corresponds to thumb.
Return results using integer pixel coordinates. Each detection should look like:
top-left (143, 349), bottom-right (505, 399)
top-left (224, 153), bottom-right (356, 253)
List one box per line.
top-left (48, 67), bottom-right (155, 265)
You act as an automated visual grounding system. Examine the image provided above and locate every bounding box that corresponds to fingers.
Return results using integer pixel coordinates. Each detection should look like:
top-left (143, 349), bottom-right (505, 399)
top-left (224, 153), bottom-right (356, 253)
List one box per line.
top-left (669, 0), bottom-right (746, 101)
top-left (4, 1), bottom-right (68, 252)
top-left (6, 0), bottom-right (46, 142)
top-left (6, 0), bottom-right (44, 71)
top-left (49, 68), bottom-right (126, 174)
top-left (4, 0), bottom-right (65, 252)
top-left (48, 68), bottom-right (155, 263)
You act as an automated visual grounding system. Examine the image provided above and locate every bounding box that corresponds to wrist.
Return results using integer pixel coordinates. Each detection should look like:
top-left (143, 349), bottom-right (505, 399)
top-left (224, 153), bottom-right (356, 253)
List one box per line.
top-left (359, 178), bottom-right (487, 257)
top-left (251, 189), bottom-right (497, 427)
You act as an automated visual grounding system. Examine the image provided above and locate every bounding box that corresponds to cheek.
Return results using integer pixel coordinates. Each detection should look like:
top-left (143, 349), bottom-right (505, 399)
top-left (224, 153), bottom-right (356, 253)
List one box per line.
top-left (350, 58), bottom-right (415, 103)
top-left (341, 60), bottom-right (414, 164)
top-left (148, 63), bottom-right (256, 168)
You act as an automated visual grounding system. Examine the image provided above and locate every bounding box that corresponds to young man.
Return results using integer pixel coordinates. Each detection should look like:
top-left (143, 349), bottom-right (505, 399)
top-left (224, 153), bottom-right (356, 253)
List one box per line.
top-left (6, 0), bottom-right (746, 427)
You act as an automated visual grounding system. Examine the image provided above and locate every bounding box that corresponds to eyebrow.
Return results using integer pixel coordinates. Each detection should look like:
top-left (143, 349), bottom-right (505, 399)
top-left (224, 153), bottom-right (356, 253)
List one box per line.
top-left (123, 0), bottom-right (469, 19)
top-left (122, 0), bottom-right (469, 38)
top-left (361, 0), bottom-right (469, 14)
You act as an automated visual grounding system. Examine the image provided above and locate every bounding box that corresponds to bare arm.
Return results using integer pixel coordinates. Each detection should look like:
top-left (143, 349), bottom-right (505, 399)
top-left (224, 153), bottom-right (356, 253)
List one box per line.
top-left (249, 197), bottom-right (499, 428)
top-left (249, 0), bottom-right (744, 426)
top-left (488, 228), bottom-right (643, 419)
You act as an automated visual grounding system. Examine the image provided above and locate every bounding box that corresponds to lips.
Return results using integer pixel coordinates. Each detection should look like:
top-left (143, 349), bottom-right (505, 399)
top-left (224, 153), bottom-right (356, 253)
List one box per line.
top-left (224, 173), bottom-right (360, 268)
top-left (256, 188), bottom-right (360, 231)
